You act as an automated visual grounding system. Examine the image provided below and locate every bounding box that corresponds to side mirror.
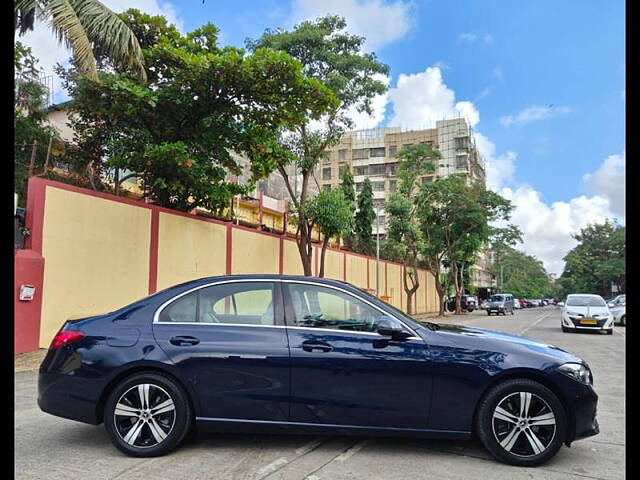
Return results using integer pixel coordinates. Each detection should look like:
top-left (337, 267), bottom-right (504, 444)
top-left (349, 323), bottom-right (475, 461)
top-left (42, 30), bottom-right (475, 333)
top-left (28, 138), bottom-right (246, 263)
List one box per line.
top-left (557, 302), bottom-right (564, 307)
top-left (377, 317), bottom-right (407, 339)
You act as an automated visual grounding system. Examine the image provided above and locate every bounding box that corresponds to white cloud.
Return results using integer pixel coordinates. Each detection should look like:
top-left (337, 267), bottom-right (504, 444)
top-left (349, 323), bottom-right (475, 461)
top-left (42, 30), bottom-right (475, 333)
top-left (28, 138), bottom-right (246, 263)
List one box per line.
top-left (387, 66), bottom-right (480, 129)
top-left (289, 0), bottom-right (413, 51)
top-left (18, 1), bottom-right (183, 104)
top-left (474, 132), bottom-right (516, 191)
top-left (500, 104), bottom-right (571, 126)
top-left (583, 151), bottom-right (625, 219)
top-left (346, 74), bottom-right (391, 130)
top-left (457, 32), bottom-right (493, 45)
top-left (498, 185), bottom-right (616, 275)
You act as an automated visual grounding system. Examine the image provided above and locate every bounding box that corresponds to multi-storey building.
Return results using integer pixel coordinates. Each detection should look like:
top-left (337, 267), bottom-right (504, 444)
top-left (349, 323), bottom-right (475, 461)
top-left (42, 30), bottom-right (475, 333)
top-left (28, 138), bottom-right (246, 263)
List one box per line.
top-left (319, 118), bottom-right (486, 234)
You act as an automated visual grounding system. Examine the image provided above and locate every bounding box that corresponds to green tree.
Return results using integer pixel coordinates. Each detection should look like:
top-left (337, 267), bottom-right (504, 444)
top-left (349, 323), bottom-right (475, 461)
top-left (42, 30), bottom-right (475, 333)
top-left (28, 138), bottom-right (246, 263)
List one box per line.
top-left (416, 174), bottom-right (518, 316)
top-left (246, 15), bottom-right (389, 275)
top-left (15, 41), bottom-right (60, 206)
top-left (339, 166), bottom-right (356, 250)
top-left (58, 11), bottom-right (336, 214)
top-left (307, 189), bottom-right (354, 277)
top-left (15, 0), bottom-right (146, 81)
top-left (383, 143), bottom-right (438, 313)
top-left (354, 178), bottom-right (376, 255)
top-left (491, 245), bottom-right (553, 299)
top-left (559, 220), bottom-right (625, 297)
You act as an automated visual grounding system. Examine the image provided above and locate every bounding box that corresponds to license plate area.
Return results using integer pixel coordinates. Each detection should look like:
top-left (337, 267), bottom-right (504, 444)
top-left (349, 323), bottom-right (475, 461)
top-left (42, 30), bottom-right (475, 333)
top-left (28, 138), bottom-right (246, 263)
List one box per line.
top-left (580, 319), bottom-right (597, 325)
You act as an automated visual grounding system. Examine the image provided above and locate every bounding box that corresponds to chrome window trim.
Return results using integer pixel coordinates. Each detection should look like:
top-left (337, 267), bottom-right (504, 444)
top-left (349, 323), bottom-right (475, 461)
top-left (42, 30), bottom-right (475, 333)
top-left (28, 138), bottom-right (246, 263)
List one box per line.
top-left (152, 278), bottom-right (422, 339)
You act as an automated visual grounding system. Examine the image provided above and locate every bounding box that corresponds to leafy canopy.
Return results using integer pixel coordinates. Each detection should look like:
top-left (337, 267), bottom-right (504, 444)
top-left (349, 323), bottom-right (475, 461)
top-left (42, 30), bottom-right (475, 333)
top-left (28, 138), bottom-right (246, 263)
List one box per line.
top-left (60, 10), bottom-right (337, 213)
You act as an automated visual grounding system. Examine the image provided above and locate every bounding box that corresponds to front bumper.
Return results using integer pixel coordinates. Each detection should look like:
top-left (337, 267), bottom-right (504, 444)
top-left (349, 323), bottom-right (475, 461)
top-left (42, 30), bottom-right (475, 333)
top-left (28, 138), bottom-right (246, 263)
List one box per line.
top-left (563, 316), bottom-right (613, 330)
top-left (547, 370), bottom-right (599, 444)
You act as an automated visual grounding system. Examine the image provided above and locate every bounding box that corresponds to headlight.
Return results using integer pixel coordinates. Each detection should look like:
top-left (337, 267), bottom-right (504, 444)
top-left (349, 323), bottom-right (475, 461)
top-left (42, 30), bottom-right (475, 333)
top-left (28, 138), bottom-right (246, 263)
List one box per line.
top-left (566, 311), bottom-right (580, 316)
top-left (558, 363), bottom-right (592, 385)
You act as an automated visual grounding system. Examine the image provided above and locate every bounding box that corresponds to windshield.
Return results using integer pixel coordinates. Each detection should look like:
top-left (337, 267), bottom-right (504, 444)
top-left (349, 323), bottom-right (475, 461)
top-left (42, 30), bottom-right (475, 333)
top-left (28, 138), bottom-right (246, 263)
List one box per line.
top-left (566, 296), bottom-right (606, 307)
top-left (489, 295), bottom-right (505, 302)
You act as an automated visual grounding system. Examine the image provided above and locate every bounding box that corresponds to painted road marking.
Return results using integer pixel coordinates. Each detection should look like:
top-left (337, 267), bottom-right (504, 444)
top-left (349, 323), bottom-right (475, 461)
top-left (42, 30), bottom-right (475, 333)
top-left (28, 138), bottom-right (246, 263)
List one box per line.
top-left (334, 439), bottom-right (371, 462)
top-left (520, 311), bottom-right (554, 335)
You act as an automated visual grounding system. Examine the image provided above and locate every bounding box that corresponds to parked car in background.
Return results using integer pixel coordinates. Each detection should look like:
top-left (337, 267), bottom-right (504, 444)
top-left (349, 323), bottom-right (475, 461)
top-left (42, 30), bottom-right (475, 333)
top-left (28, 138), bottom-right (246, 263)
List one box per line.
top-left (559, 294), bottom-right (614, 334)
top-left (610, 302), bottom-right (626, 326)
top-left (513, 300), bottom-right (522, 309)
top-left (446, 295), bottom-right (477, 312)
top-left (37, 274), bottom-right (599, 466)
top-left (486, 294), bottom-right (515, 316)
top-left (607, 294), bottom-right (625, 308)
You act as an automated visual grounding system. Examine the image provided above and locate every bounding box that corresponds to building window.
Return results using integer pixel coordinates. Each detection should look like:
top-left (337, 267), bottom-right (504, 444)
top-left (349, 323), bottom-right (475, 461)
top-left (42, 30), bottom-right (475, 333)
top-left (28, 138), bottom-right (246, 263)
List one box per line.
top-left (338, 149), bottom-right (347, 161)
top-left (371, 181), bottom-right (385, 191)
top-left (388, 145), bottom-right (397, 157)
top-left (321, 152), bottom-right (331, 164)
top-left (369, 164), bottom-right (385, 175)
top-left (338, 165), bottom-right (347, 178)
top-left (456, 154), bottom-right (468, 169)
top-left (352, 148), bottom-right (369, 160)
top-left (386, 163), bottom-right (398, 176)
top-left (322, 167), bottom-right (332, 180)
top-left (402, 143), bottom-right (413, 149)
top-left (370, 147), bottom-right (385, 157)
top-left (354, 166), bottom-right (368, 176)
top-left (373, 199), bottom-right (385, 209)
top-left (454, 136), bottom-right (468, 150)
top-left (389, 180), bottom-right (397, 192)
top-left (422, 176), bottom-right (434, 184)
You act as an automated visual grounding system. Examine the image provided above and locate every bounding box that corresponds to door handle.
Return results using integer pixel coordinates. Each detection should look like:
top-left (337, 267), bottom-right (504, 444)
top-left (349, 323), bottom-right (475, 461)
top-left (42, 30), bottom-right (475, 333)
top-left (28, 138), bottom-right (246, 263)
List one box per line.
top-left (169, 336), bottom-right (200, 346)
top-left (301, 340), bottom-right (333, 353)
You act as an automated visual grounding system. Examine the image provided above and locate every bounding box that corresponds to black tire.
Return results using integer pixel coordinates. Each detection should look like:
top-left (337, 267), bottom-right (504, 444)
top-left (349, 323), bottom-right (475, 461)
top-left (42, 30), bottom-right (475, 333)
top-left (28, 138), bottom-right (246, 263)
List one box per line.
top-left (104, 372), bottom-right (192, 457)
top-left (475, 379), bottom-right (566, 467)
top-left (511, 308), bottom-right (515, 315)
top-left (606, 329), bottom-right (613, 335)
top-left (620, 315), bottom-right (625, 326)
top-left (561, 326), bottom-right (569, 333)
top-left (487, 311), bottom-right (492, 316)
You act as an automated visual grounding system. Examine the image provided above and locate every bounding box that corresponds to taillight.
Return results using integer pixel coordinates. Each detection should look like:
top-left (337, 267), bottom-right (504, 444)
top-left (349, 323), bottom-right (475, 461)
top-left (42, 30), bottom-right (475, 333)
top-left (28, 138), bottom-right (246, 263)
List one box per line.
top-left (50, 329), bottom-right (86, 350)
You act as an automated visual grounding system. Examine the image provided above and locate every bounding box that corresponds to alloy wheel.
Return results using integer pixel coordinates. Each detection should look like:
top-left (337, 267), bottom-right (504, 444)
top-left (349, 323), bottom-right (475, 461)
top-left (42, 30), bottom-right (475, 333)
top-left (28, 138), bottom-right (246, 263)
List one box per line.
top-left (113, 383), bottom-right (176, 448)
top-left (492, 391), bottom-right (556, 457)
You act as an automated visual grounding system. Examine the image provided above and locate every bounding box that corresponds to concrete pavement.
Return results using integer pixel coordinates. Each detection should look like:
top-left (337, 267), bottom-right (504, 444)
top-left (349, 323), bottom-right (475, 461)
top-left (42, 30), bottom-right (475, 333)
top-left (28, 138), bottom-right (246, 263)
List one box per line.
top-left (15, 306), bottom-right (625, 479)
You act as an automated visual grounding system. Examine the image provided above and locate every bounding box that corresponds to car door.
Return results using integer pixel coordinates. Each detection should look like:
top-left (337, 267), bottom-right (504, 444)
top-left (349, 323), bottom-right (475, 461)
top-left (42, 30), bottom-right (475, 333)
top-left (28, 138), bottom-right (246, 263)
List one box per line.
top-left (283, 281), bottom-right (432, 429)
top-left (152, 280), bottom-right (291, 422)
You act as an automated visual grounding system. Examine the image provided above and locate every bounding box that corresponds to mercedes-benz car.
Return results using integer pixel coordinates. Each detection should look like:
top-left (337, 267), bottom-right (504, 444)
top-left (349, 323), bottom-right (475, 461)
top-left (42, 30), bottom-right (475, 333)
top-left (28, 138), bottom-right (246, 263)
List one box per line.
top-left (38, 275), bottom-right (599, 467)
top-left (559, 294), bottom-right (614, 334)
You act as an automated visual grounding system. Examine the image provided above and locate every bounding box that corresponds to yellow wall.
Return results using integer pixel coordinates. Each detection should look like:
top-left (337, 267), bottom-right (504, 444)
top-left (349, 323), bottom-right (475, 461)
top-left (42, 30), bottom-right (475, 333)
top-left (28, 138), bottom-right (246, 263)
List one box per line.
top-left (283, 240), bottom-right (304, 275)
top-left (36, 185), bottom-right (439, 349)
top-left (416, 269), bottom-right (427, 313)
top-left (39, 186), bottom-right (151, 347)
top-left (322, 249), bottom-right (344, 281)
top-left (232, 229), bottom-right (279, 274)
top-left (157, 213), bottom-right (227, 290)
top-left (346, 254), bottom-right (368, 289)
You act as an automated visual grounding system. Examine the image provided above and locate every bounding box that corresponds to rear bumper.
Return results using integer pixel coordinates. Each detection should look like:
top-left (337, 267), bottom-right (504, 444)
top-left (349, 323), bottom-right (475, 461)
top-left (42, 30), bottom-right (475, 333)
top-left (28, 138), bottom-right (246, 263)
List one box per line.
top-left (38, 370), bottom-right (102, 424)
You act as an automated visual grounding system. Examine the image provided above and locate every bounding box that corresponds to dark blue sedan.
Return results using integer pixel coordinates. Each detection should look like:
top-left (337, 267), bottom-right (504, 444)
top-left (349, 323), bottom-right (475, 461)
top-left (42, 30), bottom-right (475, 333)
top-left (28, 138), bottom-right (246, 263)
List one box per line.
top-left (38, 275), bottom-right (598, 466)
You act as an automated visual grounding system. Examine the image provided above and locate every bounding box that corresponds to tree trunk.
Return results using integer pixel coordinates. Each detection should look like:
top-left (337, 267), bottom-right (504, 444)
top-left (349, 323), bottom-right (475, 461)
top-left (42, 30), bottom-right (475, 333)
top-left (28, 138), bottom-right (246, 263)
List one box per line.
top-left (297, 222), bottom-right (313, 276)
top-left (319, 235), bottom-right (329, 278)
top-left (403, 264), bottom-right (420, 315)
top-left (452, 261), bottom-right (462, 314)
top-left (434, 276), bottom-right (445, 317)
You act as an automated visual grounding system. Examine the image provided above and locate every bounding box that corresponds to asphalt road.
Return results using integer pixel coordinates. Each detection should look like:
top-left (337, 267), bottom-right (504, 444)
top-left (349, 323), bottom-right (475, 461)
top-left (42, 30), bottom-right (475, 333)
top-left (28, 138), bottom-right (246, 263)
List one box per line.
top-left (15, 306), bottom-right (625, 480)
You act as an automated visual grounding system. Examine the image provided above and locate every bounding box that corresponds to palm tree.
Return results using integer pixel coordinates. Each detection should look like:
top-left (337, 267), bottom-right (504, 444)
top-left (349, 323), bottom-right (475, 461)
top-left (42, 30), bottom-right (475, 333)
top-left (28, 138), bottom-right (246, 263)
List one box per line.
top-left (15, 0), bottom-right (146, 82)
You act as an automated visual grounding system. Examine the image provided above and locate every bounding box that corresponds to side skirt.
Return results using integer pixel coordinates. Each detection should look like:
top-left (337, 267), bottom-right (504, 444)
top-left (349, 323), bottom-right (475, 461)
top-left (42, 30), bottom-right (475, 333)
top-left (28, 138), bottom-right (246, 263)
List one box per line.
top-left (195, 417), bottom-right (471, 440)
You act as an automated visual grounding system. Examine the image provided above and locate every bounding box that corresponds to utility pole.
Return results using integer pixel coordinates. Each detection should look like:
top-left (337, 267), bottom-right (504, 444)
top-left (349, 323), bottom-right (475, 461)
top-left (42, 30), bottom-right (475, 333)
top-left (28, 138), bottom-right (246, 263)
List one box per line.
top-left (375, 207), bottom-right (380, 296)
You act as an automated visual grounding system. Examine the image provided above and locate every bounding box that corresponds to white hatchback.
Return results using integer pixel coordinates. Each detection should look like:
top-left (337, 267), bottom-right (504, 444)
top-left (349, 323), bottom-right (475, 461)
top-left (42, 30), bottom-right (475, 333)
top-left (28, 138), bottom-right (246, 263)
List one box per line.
top-left (559, 294), bottom-right (614, 335)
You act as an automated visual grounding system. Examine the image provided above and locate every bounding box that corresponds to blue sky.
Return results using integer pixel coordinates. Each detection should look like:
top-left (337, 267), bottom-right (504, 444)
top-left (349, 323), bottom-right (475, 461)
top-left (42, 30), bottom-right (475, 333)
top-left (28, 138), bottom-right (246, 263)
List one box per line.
top-left (21, 0), bottom-right (625, 274)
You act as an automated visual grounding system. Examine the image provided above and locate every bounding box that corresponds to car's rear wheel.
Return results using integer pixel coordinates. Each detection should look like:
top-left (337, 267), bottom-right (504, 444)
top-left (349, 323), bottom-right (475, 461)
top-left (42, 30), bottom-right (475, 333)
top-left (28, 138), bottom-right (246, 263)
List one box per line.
top-left (104, 372), bottom-right (192, 457)
top-left (475, 379), bottom-right (566, 466)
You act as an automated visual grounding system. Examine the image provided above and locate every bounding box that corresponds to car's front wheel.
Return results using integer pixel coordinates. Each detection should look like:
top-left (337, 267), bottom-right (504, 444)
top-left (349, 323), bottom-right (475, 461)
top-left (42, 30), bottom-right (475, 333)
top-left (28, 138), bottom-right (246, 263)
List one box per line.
top-left (475, 379), bottom-right (566, 466)
top-left (104, 372), bottom-right (192, 457)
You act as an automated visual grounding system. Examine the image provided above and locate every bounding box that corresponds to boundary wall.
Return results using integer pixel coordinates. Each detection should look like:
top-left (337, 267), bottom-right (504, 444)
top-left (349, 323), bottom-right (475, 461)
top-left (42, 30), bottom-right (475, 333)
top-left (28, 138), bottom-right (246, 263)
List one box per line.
top-left (15, 177), bottom-right (438, 352)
